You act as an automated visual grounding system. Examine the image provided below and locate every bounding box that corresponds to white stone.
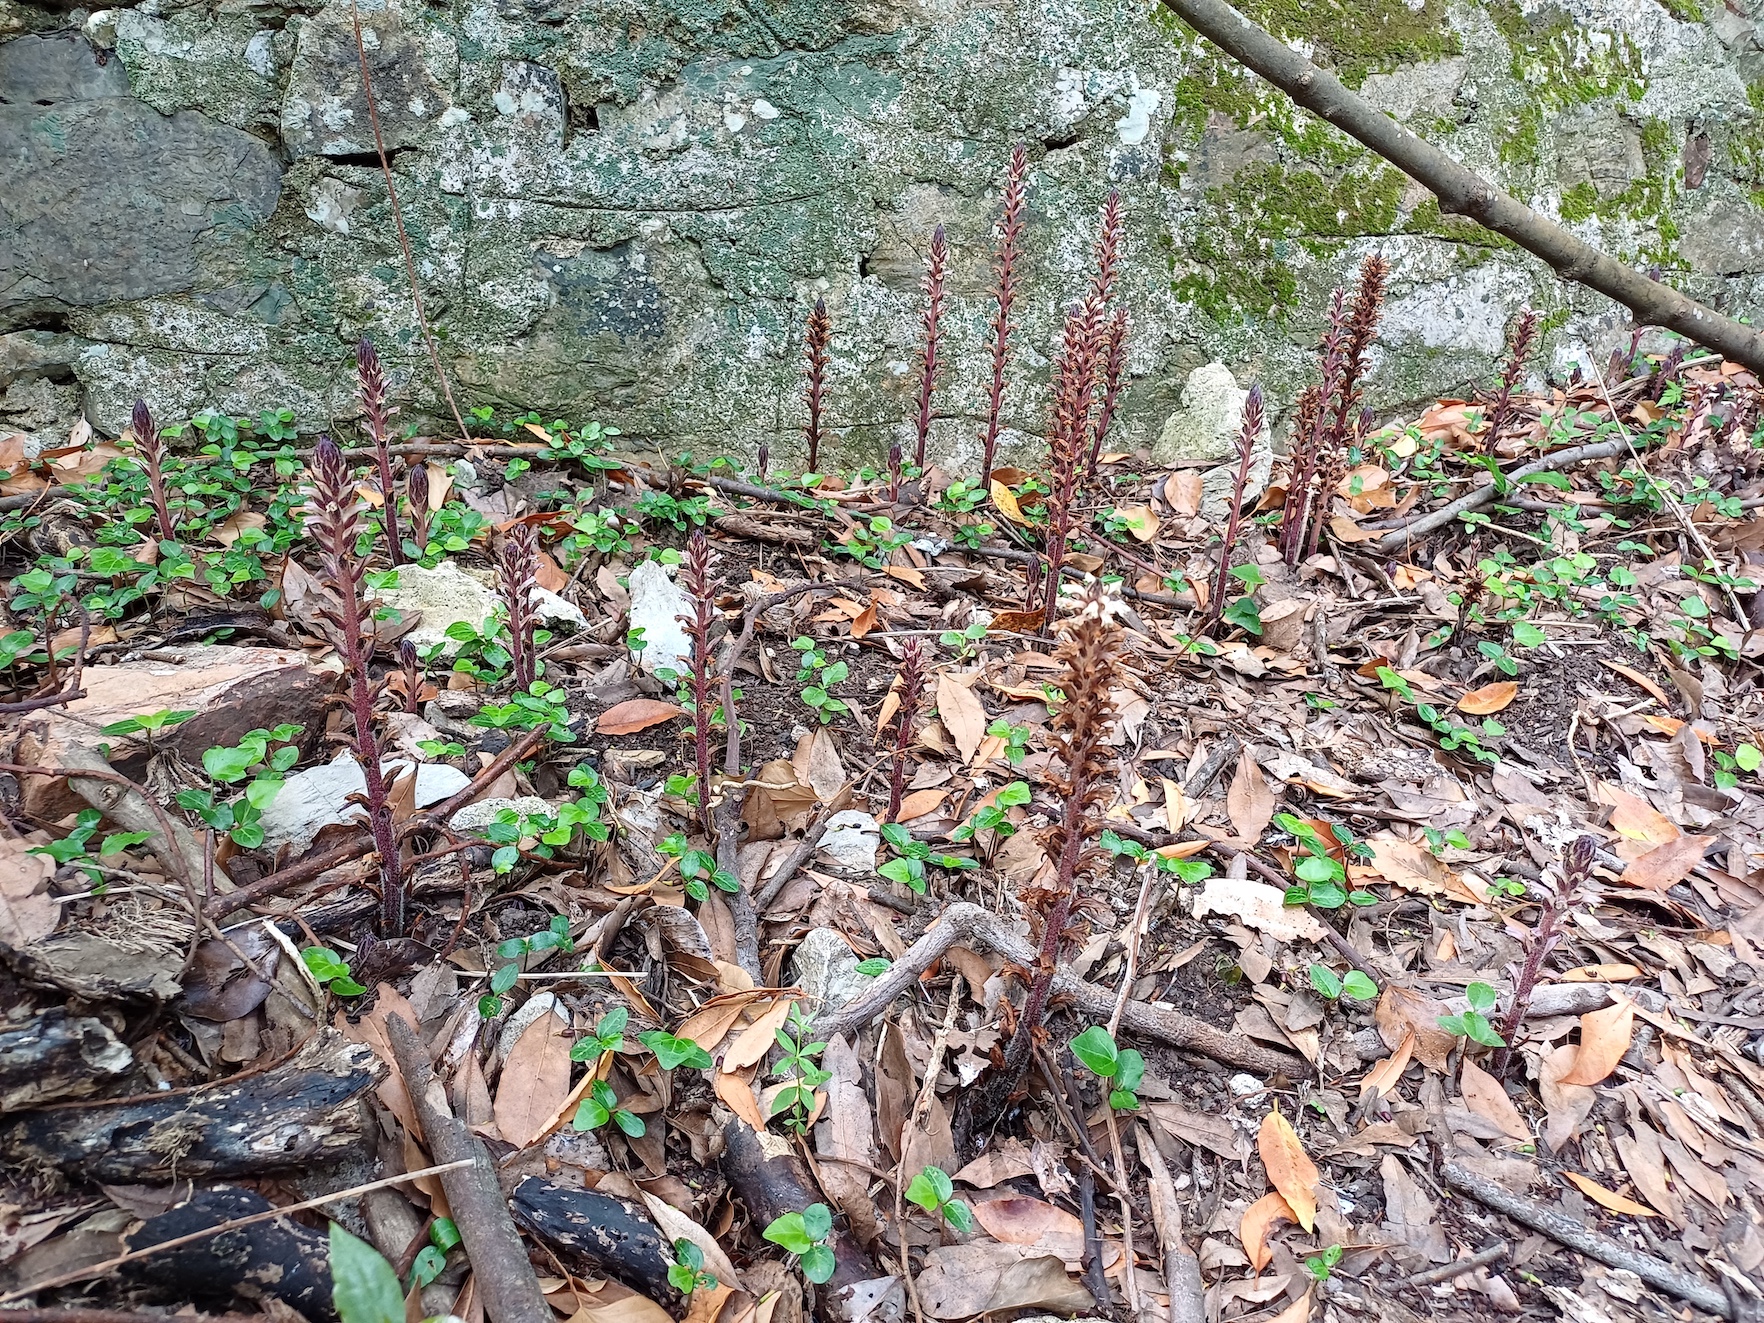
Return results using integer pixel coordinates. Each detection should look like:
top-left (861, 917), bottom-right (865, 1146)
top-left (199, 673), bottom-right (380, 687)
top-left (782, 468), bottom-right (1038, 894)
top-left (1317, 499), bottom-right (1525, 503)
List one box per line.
top-left (1152, 362), bottom-right (1268, 465)
top-left (626, 559), bottom-right (693, 675)
top-left (450, 795), bottom-right (555, 833)
top-left (790, 927), bottom-right (870, 1017)
top-left (368, 560), bottom-right (585, 653)
top-left (1114, 87), bottom-right (1160, 145)
top-left (817, 809), bottom-right (879, 874)
top-left (258, 751), bottom-right (470, 856)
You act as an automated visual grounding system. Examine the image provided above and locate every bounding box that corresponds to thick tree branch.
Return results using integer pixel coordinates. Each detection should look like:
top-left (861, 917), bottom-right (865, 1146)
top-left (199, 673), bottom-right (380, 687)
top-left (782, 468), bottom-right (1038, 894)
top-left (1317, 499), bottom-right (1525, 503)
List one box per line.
top-left (1159, 0), bottom-right (1764, 375)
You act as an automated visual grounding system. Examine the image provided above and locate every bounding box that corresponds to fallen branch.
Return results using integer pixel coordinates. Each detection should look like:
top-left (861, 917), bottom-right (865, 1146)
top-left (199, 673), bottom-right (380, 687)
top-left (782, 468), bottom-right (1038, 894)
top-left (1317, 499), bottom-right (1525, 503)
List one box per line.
top-left (1440, 1160), bottom-right (1731, 1318)
top-left (1371, 440), bottom-right (1630, 552)
top-left (1158, 0), bottom-right (1764, 375)
top-left (510, 1179), bottom-right (674, 1300)
top-left (0, 1032), bottom-right (375, 1182)
top-left (817, 902), bottom-right (1307, 1077)
top-left (1402, 1240), bottom-right (1509, 1289)
top-left (383, 1015), bottom-right (552, 1323)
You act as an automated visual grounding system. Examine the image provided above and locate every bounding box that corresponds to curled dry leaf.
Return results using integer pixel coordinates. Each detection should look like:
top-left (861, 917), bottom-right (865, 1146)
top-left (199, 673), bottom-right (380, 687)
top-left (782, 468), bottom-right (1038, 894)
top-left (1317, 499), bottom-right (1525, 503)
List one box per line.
top-left (935, 673), bottom-right (988, 764)
top-left (1375, 986), bottom-right (1459, 1073)
top-left (596, 698), bottom-right (687, 736)
top-left (1226, 748), bottom-right (1275, 843)
top-left (1558, 999), bottom-right (1636, 1087)
top-left (1619, 834), bottom-right (1710, 891)
top-left (914, 1243), bottom-right (1095, 1319)
top-left (1256, 1111), bottom-right (1318, 1233)
top-left (1357, 1030), bottom-right (1415, 1100)
top-left (1238, 1191), bottom-right (1295, 1272)
top-left (1460, 1055), bottom-right (1530, 1142)
top-left (1190, 875), bottom-right (1323, 944)
top-left (0, 839), bottom-right (58, 947)
top-left (1561, 1171), bottom-right (1657, 1218)
top-left (1457, 681), bottom-right (1518, 714)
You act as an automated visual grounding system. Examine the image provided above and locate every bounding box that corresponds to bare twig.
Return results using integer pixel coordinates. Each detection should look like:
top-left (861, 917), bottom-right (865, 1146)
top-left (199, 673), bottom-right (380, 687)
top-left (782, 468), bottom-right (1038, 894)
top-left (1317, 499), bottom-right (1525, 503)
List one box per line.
top-left (1440, 1160), bottom-right (1731, 1318)
top-left (384, 1016), bottom-right (552, 1323)
top-left (1402, 1241), bottom-right (1510, 1288)
top-left (1159, 0), bottom-right (1764, 373)
top-left (817, 902), bottom-right (1307, 1076)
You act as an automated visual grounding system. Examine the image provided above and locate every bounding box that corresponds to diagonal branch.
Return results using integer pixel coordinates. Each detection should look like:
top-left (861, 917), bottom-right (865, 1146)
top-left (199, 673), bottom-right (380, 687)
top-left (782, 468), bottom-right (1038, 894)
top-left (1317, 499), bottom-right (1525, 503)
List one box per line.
top-left (1159, 0), bottom-right (1764, 375)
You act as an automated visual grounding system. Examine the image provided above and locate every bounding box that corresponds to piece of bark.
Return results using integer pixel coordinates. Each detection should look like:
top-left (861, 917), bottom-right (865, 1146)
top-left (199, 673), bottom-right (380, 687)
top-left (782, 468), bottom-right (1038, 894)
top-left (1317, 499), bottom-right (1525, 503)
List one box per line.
top-left (0, 1008), bottom-right (133, 1111)
top-left (124, 1186), bottom-right (335, 1322)
top-left (510, 1179), bottom-right (674, 1299)
top-left (721, 1117), bottom-right (905, 1323)
top-left (382, 1015), bottom-right (552, 1323)
top-left (0, 1032), bottom-right (374, 1181)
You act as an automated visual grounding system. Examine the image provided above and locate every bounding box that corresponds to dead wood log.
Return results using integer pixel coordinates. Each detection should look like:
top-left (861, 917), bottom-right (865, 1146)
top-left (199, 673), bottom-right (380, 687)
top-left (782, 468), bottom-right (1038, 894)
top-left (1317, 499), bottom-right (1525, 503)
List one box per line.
top-left (0, 1032), bottom-right (374, 1182)
top-left (1157, 0), bottom-right (1764, 376)
top-left (510, 1179), bottom-right (675, 1300)
top-left (124, 1187), bottom-right (335, 1323)
top-left (721, 1118), bottom-right (905, 1323)
top-left (0, 1008), bottom-right (133, 1111)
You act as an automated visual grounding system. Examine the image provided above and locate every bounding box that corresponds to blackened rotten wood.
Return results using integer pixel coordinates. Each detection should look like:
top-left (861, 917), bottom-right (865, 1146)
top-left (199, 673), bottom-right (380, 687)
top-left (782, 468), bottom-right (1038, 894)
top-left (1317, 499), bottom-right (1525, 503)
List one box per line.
top-left (124, 1187), bottom-right (336, 1323)
top-left (0, 1008), bottom-right (133, 1110)
top-left (510, 1179), bottom-right (674, 1299)
top-left (0, 1034), bottom-right (375, 1181)
top-left (721, 1119), bottom-right (905, 1323)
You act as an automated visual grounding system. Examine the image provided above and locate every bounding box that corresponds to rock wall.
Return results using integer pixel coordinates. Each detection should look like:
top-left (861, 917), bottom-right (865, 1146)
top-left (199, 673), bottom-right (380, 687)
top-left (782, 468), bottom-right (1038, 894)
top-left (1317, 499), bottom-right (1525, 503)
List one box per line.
top-left (3, 0), bottom-right (1763, 467)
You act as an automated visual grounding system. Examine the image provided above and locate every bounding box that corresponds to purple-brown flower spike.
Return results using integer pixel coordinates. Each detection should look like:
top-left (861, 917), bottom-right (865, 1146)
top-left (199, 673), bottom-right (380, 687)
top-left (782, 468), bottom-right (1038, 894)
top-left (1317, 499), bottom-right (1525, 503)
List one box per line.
top-left (131, 398), bottom-right (177, 544)
top-left (307, 434), bottom-right (404, 934)
top-left (357, 337), bottom-right (404, 565)
top-left (399, 637), bottom-right (424, 715)
top-left (804, 297), bottom-right (832, 473)
top-left (1204, 383), bottom-right (1264, 636)
top-left (911, 225), bottom-right (950, 472)
top-left (981, 145), bottom-right (1031, 483)
top-left (498, 523), bottom-right (540, 692)
top-left (884, 638), bottom-right (927, 824)
top-left (756, 441), bottom-right (770, 484)
top-left (405, 462), bottom-right (430, 556)
top-left (1084, 308), bottom-right (1129, 480)
top-left (679, 529), bottom-right (719, 835)
top-left (1088, 189), bottom-right (1125, 311)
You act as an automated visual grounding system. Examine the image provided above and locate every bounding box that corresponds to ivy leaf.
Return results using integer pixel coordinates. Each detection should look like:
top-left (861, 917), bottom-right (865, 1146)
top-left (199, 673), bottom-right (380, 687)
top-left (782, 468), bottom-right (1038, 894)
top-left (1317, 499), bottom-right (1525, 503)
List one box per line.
top-left (328, 1225), bottom-right (405, 1323)
top-left (1069, 1026), bottom-right (1119, 1078)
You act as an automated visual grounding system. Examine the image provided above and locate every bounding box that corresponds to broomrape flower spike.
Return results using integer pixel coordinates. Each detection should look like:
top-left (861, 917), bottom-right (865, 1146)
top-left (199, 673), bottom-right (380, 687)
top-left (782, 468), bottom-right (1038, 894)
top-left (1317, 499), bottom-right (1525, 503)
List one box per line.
top-left (130, 398), bottom-right (177, 546)
top-left (910, 224), bottom-right (950, 473)
top-left (1204, 382), bottom-right (1265, 637)
top-left (678, 529), bottom-right (719, 835)
top-left (498, 522), bottom-right (541, 692)
top-left (356, 337), bottom-right (404, 565)
top-left (980, 144), bottom-right (1030, 484)
top-left (309, 436), bottom-right (406, 934)
top-left (883, 637), bottom-right (927, 823)
top-left (803, 296), bottom-right (832, 474)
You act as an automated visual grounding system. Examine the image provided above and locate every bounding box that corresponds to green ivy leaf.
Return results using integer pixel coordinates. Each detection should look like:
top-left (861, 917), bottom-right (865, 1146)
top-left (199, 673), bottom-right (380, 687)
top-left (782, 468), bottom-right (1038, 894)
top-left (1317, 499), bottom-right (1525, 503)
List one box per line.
top-left (1340, 971), bottom-right (1379, 1000)
top-left (328, 1225), bottom-right (405, 1323)
top-left (799, 1244), bottom-right (836, 1284)
top-left (1309, 964), bottom-right (1343, 1000)
top-left (1069, 1025), bottom-right (1119, 1078)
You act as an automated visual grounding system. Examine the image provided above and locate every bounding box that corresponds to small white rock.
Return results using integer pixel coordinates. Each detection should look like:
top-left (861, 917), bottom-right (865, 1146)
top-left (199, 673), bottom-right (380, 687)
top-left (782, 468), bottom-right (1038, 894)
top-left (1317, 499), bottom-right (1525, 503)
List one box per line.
top-left (450, 795), bottom-right (556, 833)
top-left (626, 559), bottom-right (694, 675)
top-left (818, 809), bottom-right (880, 874)
top-left (1229, 1073), bottom-right (1263, 1098)
top-left (258, 751), bottom-right (469, 855)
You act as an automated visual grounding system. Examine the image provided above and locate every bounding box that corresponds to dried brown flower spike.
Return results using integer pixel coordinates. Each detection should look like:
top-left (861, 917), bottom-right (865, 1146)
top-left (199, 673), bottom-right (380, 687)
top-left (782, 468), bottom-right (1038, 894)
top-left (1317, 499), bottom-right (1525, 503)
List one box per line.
top-left (357, 337), bottom-right (404, 565)
top-left (1003, 581), bottom-right (1122, 1074)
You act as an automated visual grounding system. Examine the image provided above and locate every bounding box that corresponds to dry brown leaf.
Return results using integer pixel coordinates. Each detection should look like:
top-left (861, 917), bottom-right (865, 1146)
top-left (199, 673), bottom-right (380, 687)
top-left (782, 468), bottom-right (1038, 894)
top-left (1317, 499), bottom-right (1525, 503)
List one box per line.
top-left (915, 1243), bottom-right (1095, 1319)
top-left (1238, 1191), bottom-right (1295, 1272)
top-left (936, 673), bottom-right (988, 763)
top-left (1190, 875), bottom-right (1323, 944)
top-left (1257, 1111), bottom-right (1318, 1232)
top-left (1559, 999), bottom-right (1636, 1087)
top-left (493, 1011), bottom-right (574, 1148)
top-left (1619, 834), bottom-right (1709, 891)
top-left (971, 1196), bottom-right (1096, 1266)
top-left (1358, 833), bottom-right (1485, 905)
top-left (212, 509), bottom-right (268, 548)
top-left (850, 601), bottom-right (878, 639)
top-left (722, 998), bottom-right (797, 1072)
top-left (1599, 659), bottom-right (1672, 708)
top-left (567, 1287), bottom-right (675, 1323)
top-left (989, 480), bottom-right (1029, 525)
top-left (1375, 986), bottom-right (1459, 1072)
top-left (1458, 681), bottom-right (1518, 714)
top-left (1560, 963), bottom-right (1644, 982)
top-left (597, 698), bottom-right (686, 736)
top-left (1562, 1171), bottom-right (1657, 1217)
top-left (639, 1190), bottom-right (744, 1291)
top-left (896, 788), bottom-right (947, 821)
top-left (1167, 471), bottom-right (1203, 516)
top-left (1460, 1055), bottom-right (1530, 1141)
top-left (712, 1063), bottom-right (768, 1131)
top-left (1358, 1030), bottom-right (1415, 1099)
top-left (1269, 1289), bottom-right (1314, 1323)
top-left (0, 838), bottom-right (58, 947)
top-left (1597, 782), bottom-right (1679, 847)
top-left (1226, 749), bottom-right (1275, 843)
